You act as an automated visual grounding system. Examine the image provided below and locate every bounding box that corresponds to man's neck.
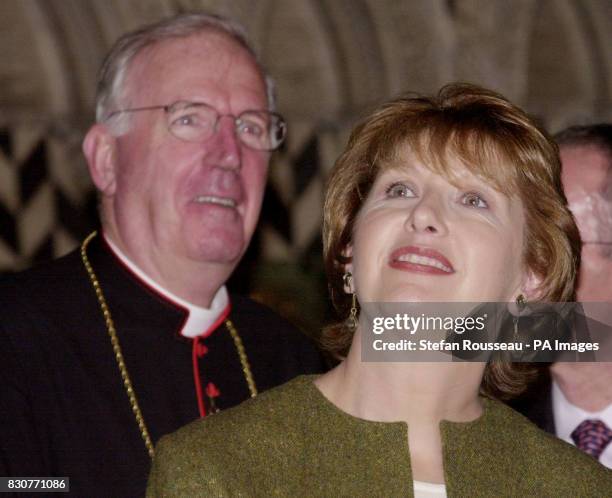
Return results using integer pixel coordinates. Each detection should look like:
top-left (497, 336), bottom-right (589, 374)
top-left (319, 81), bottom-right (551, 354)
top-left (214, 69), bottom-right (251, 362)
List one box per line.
top-left (103, 231), bottom-right (228, 308)
top-left (551, 362), bottom-right (612, 412)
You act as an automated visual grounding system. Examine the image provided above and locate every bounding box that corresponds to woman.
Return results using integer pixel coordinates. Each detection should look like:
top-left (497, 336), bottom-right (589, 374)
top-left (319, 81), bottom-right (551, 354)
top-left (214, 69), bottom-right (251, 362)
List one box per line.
top-left (147, 84), bottom-right (611, 497)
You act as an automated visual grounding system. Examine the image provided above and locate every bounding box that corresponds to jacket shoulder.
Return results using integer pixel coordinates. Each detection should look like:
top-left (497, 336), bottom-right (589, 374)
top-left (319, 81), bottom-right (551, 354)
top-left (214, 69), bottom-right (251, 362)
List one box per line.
top-left (148, 377), bottom-right (313, 497)
top-left (160, 375), bottom-right (311, 451)
top-left (488, 399), bottom-right (612, 492)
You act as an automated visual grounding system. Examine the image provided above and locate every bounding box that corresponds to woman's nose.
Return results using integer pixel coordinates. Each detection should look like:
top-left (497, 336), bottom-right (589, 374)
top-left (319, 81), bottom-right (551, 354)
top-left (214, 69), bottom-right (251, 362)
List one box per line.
top-left (404, 193), bottom-right (447, 235)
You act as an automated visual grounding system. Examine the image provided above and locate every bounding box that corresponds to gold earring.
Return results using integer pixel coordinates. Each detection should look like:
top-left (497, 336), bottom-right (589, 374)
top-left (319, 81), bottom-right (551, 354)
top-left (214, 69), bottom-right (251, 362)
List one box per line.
top-left (514, 294), bottom-right (526, 340)
top-left (342, 272), bottom-right (352, 290)
top-left (516, 294), bottom-right (526, 312)
top-left (343, 272), bottom-right (358, 330)
top-left (349, 292), bottom-right (358, 330)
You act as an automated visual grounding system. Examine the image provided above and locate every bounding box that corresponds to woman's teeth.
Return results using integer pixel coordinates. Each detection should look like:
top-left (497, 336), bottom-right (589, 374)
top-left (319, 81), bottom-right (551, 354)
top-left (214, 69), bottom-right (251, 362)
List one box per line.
top-left (396, 253), bottom-right (452, 272)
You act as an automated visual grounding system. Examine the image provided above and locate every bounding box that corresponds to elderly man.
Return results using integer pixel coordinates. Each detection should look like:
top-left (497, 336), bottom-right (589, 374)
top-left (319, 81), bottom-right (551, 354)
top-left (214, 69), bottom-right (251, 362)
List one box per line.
top-left (512, 124), bottom-right (612, 469)
top-left (0, 13), bottom-right (324, 497)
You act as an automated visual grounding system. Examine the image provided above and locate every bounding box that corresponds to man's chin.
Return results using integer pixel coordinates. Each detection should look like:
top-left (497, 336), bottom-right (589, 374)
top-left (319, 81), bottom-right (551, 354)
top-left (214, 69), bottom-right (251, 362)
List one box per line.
top-left (180, 214), bottom-right (248, 262)
top-left (185, 235), bottom-right (245, 266)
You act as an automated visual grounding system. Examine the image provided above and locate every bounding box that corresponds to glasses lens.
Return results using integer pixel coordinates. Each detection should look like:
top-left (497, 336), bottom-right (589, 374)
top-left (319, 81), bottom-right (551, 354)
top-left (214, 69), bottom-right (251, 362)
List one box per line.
top-left (237, 111), bottom-right (286, 151)
top-left (167, 102), bottom-right (217, 142)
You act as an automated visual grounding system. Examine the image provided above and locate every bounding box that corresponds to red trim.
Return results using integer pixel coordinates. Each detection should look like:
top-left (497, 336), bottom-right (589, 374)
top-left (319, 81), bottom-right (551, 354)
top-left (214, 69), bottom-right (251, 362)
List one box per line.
top-left (192, 336), bottom-right (207, 417)
top-left (101, 232), bottom-right (234, 418)
top-left (199, 303), bottom-right (232, 338)
top-left (192, 303), bottom-right (231, 418)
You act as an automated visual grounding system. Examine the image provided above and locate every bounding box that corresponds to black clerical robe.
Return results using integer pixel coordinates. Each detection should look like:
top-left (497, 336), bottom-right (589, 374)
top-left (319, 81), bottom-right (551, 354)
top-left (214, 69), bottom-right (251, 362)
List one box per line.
top-left (0, 236), bottom-right (326, 497)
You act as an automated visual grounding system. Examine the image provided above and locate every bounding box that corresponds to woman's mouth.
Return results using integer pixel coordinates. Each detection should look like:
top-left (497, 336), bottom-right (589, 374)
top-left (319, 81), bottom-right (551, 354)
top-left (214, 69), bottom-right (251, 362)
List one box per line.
top-left (389, 246), bottom-right (455, 274)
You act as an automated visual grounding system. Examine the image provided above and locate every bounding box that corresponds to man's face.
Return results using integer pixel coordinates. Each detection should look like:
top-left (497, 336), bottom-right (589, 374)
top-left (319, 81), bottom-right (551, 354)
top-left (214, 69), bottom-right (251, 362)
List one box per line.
top-left (104, 32), bottom-right (270, 279)
top-left (561, 145), bottom-right (612, 300)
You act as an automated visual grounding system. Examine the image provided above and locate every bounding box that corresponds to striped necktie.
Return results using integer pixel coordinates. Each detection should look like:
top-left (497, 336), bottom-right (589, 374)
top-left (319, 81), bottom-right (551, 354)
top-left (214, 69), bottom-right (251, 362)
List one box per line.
top-left (571, 419), bottom-right (612, 460)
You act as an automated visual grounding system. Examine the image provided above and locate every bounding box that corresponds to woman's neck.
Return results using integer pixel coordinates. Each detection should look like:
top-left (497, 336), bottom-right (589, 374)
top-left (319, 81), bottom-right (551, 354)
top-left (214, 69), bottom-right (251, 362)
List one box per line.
top-left (315, 332), bottom-right (486, 484)
top-left (316, 333), bottom-right (485, 425)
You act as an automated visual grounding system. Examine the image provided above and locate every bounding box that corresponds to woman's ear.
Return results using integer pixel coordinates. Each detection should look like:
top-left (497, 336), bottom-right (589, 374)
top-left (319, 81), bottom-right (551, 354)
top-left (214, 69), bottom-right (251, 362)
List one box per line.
top-left (82, 124), bottom-right (118, 196)
top-left (342, 244), bottom-right (354, 294)
top-left (520, 270), bottom-right (543, 301)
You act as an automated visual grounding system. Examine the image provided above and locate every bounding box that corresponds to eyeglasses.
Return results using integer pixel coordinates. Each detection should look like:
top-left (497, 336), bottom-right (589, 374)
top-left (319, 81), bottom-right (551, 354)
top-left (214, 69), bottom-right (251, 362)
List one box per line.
top-left (106, 100), bottom-right (287, 151)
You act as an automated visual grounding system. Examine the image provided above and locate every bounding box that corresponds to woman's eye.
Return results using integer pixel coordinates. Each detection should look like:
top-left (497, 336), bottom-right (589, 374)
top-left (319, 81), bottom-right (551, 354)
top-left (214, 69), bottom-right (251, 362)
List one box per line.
top-left (462, 192), bottom-right (488, 209)
top-left (385, 182), bottom-right (415, 198)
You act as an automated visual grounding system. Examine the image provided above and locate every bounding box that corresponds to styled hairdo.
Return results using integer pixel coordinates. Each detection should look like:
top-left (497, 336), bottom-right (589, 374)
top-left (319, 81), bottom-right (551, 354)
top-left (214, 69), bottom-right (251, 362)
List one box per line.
top-left (322, 83), bottom-right (581, 399)
top-left (95, 12), bottom-right (276, 132)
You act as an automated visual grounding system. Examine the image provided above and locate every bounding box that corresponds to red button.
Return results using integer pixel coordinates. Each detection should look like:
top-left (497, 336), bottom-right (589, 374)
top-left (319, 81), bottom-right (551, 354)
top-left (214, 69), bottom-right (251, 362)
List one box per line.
top-left (206, 382), bottom-right (220, 398)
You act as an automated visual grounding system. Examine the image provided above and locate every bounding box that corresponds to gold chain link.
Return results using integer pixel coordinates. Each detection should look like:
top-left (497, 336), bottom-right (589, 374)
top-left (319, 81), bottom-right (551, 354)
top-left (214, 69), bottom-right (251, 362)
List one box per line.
top-left (225, 319), bottom-right (258, 398)
top-left (80, 231), bottom-right (257, 459)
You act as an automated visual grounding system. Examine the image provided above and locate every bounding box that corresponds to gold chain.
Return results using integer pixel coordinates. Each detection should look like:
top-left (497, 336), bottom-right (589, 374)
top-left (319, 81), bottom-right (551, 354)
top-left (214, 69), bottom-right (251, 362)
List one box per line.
top-left (80, 231), bottom-right (257, 458)
top-left (225, 319), bottom-right (258, 398)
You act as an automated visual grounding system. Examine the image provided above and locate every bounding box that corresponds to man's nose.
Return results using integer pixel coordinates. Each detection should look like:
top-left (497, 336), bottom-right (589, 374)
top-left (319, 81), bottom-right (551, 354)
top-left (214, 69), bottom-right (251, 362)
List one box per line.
top-left (210, 116), bottom-right (242, 169)
top-left (404, 192), bottom-right (448, 235)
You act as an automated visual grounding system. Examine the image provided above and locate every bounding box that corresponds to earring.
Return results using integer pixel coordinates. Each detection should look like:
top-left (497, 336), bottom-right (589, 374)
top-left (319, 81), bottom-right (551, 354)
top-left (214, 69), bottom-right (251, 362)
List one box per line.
top-left (513, 294), bottom-right (526, 340)
top-left (343, 272), bottom-right (358, 330)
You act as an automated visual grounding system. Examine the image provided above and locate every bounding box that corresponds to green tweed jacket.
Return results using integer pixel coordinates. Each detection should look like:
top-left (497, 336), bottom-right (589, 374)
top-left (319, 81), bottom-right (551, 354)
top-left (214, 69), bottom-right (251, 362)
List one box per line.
top-left (147, 376), bottom-right (611, 497)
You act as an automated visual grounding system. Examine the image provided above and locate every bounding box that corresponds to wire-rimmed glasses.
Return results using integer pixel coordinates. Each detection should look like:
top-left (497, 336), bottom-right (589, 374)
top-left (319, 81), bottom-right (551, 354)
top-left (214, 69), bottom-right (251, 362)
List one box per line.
top-left (106, 100), bottom-right (287, 151)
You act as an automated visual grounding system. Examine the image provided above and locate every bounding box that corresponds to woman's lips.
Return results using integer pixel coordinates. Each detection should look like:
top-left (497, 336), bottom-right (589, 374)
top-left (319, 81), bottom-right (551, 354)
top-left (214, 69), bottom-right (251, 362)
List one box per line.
top-left (388, 246), bottom-right (455, 275)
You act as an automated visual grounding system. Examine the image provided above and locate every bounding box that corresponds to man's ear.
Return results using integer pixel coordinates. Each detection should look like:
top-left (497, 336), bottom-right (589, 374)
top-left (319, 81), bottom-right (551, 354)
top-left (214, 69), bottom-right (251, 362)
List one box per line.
top-left (82, 124), bottom-right (118, 196)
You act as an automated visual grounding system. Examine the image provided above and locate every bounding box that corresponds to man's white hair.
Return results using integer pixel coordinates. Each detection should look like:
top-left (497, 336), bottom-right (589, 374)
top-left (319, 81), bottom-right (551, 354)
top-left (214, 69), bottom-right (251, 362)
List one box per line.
top-left (95, 12), bottom-right (276, 135)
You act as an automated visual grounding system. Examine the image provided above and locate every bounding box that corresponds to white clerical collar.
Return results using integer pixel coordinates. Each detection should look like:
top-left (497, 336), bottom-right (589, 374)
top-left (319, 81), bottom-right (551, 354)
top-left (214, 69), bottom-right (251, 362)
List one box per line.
top-left (103, 233), bottom-right (230, 338)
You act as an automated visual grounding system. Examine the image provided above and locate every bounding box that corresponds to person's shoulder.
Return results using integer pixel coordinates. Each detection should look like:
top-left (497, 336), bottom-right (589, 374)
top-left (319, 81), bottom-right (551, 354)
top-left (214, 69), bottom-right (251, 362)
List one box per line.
top-left (0, 248), bottom-right (85, 328)
top-left (229, 293), bottom-right (325, 365)
top-left (0, 248), bottom-right (89, 357)
top-left (162, 375), bottom-right (314, 451)
top-left (486, 398), bottom-right (612, 489)
top-left (149, 376), bottom-right (316, 496)
top-left (0, 248), bottom-right (82, 300)
top-left (229, 293), bottom-right (296, 331)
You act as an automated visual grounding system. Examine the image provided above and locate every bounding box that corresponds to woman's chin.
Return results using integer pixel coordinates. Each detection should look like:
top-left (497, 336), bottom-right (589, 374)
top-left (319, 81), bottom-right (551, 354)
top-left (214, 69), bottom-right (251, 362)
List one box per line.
top-left (378, 291), bottom-right (445, 303)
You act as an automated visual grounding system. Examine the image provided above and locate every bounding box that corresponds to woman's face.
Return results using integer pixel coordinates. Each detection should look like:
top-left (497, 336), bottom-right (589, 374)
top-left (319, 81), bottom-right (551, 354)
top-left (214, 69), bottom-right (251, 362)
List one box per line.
top-left (348, 146), bottom-right (529, 303)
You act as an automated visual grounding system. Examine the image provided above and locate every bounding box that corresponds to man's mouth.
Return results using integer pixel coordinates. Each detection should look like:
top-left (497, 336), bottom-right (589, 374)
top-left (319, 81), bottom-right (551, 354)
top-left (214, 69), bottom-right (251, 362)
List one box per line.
top-left (389, 246), bottom-right (455, 274)
top-left (194, 195), bottom-right (237, 208)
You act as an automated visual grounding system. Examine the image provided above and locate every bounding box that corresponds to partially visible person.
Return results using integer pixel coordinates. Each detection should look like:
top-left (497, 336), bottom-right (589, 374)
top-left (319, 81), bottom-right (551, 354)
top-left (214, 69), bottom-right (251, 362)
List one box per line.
top-left (0, 13), bottom-right (325, 497)
top-left (511, 124), bottom-right (612, 468)
top-left (147, 84), bottom-right (611, 497)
